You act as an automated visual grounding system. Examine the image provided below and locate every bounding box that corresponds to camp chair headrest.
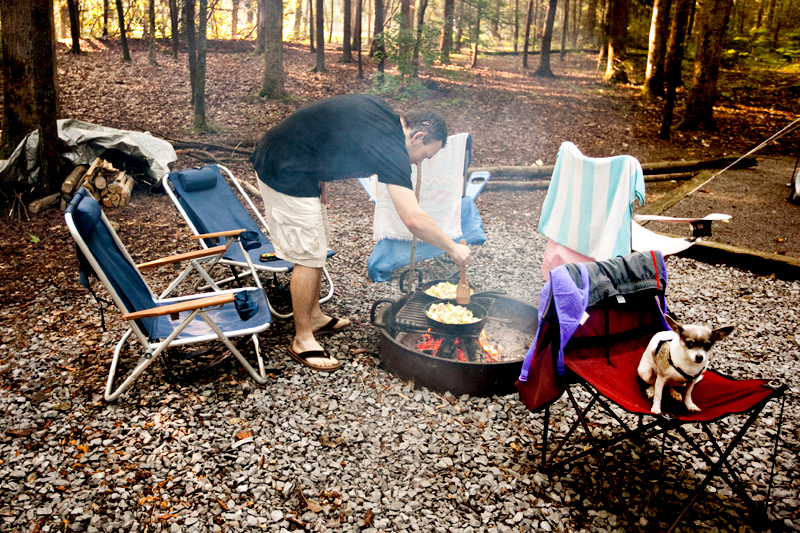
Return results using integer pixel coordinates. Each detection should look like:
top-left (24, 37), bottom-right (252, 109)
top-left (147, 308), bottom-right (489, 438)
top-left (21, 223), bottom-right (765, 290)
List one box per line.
top-left (74, 193), bottom-right (103, 236)
top-left (178, 166), bottom-right (219, 192)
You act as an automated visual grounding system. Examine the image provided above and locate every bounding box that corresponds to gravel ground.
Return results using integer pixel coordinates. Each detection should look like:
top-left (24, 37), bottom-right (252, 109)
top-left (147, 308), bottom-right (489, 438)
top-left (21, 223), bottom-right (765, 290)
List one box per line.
top-left (0, 182), bottom-right (798, 533)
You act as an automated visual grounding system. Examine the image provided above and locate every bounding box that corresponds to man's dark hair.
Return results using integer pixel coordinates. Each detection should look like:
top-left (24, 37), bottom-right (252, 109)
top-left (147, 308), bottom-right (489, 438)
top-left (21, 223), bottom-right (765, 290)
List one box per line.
top-left (402, 110), bottom-right (448, 147)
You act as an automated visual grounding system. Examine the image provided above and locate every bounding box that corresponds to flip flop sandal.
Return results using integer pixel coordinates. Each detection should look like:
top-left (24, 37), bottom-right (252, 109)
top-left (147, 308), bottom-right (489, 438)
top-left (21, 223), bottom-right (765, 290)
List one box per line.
top-left (287, 344), bottom-right (342, 372)
top-left (312, 317), bottom-right (351, 335)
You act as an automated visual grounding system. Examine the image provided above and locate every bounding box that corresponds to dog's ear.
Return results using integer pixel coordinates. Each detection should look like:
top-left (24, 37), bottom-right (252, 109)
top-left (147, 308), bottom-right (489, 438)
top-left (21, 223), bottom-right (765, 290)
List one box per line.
top-left (712, 325), bottom-right (735, 342)
top-left (665, 314), bottom-right (683, 334)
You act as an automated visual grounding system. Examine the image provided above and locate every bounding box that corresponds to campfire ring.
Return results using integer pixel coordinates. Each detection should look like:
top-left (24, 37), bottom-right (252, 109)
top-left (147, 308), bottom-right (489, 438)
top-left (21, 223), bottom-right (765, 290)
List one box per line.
top-left (371, 292), bottom-right (538, 397)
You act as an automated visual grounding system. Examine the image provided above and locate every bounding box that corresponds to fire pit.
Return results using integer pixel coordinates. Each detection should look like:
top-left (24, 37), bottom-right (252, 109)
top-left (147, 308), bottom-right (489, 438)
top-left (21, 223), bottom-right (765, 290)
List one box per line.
top-left (370, 291), bottom-right (538, 397)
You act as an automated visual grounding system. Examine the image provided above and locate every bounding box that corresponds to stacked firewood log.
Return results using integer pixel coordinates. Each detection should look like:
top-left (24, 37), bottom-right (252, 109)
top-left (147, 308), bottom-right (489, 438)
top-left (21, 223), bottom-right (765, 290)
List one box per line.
top-left (76, 158), bottom-right (134, 208)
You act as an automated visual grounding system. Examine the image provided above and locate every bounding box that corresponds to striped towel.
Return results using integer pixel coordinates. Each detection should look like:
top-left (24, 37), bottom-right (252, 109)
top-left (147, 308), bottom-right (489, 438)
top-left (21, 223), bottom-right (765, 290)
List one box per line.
top-left (373, 133), bottom-right (470, 242)
top-left (538, 141), bottom-right (645, 260)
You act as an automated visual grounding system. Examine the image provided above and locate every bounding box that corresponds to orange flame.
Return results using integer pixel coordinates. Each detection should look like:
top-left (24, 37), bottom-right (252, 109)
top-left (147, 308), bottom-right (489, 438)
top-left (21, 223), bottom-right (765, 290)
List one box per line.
top-left (478, 330), bottom-right (500, 363)
top-left (416, 334), bottom-right (443, 355)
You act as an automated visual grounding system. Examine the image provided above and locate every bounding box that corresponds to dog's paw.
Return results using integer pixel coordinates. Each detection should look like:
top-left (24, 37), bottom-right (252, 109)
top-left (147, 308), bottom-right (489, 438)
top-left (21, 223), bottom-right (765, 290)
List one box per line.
top-left (670, 388), bottom-right (683, 402)
top-left (686, 402), bottom-right (701, 412)
top-left (651, 403), bottom-right (662, 415)
top-left (645, 386), bottom-right (655, 399)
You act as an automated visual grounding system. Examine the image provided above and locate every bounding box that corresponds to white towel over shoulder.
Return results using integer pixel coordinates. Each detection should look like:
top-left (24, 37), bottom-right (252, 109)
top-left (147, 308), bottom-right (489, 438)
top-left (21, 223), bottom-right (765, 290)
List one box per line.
top-left (373, 133), bottom-right (469, 242)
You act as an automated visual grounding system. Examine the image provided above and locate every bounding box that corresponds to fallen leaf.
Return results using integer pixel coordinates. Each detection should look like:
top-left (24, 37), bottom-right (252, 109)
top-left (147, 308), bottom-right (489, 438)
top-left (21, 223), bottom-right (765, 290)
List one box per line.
top-left (236, 429), bottom-right (253, 440)
top-left (364, 509), bottom-right (374, 527)
top-left (319, 433), bottom-right (346, 447)
top-left (5, 428), bottom-right (35, 438)
top-left (306, 500), bottom-right (323, 513)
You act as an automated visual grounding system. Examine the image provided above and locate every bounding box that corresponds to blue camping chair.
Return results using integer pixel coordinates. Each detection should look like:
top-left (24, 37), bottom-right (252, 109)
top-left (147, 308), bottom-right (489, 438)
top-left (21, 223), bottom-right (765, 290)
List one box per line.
top-left (162, 165), bottom-right (336, 318)
top-left (361, 133), bottom-right (491, 283)
top-left (65, 187), bottom-right (273, 401)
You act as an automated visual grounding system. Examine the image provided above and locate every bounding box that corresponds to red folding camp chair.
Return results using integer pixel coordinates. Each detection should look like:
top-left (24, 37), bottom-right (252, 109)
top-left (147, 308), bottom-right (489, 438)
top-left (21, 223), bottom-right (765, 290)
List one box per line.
top-left (516, 251), bottom-right (787, 532)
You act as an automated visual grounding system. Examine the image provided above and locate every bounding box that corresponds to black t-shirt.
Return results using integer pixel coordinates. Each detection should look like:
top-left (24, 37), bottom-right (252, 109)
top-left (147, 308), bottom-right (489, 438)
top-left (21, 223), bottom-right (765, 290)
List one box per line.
top-left (249, 94), bottom-right (413, 197)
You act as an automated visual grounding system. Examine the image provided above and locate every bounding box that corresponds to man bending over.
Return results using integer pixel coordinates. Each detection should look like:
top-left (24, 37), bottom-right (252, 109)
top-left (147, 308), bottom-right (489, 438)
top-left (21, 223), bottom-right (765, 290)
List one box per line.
top-left (250, 94), bottom-right (471, 372)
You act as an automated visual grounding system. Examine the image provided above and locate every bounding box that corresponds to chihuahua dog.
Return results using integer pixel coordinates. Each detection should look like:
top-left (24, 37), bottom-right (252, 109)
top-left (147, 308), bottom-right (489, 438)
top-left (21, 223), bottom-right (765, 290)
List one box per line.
top-left (638, 315), bottom-right (735, 414)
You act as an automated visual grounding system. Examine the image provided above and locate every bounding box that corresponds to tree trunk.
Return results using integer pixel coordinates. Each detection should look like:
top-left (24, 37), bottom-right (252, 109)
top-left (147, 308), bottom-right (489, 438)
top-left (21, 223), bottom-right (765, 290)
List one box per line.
top-left (232, 0), bottom-right (239, 37)
top-left (534, 0), bottom-right (558, 76)
top-left (604, 0), bottom-right (629, 81)
top-left (679, 0), bottom-right (734, 131)
top-left (0, 0), bottom-right (60, 192)
top-left (169, 0), bottom-right (179, 57)
top-left (470, 3), bottom-right (481, 67)
top-left (255, 0), bottom-right (265, 53)
top-left (194, 0), bottom-right (207, 130)
top-left (67, 0), bottom-right (81, 53)
top-left (772, 0), bottom-right (780, 45)
top-left (455, 0), bottom-right (465, 45)
top-left (342, 0), bottom-right (354, 61)
top-left (103, 0), bottom-right (109, 37)
top-left (660, 0), bottom-right (692, 138)
top-left (149, 0), bottom-right (158, 64)
top-left (572, 0), bottom-right (580, 45)
top-left (293, 0), bottom-right (303, 40)
top-left (767, 0), bottom-right (779, 45)
top-left (560, 0), bottom-right (569, 60)
top-left (412, 0), bottom-right (428, 76)
top-left (186, 0), bottom-right (198, 104)
top-left (597, 0), bottom-right (609, 66)
top-left (309, 0), bottom-right (316, 51)
top-left (440, 0), bottom-right (455, 63)
top-left (328, 0), bottom-right (334, 42)
top-left (585, 0), bottom-right (597, 46)
top-left (491, 0), bottom-right (501, 40)
top-left (737, 0), bottom-right (746, 35)
top-left (523, 0), bottom-right (534, 68)
top-left (373, 0), bottom-right (385, 79)
top-left (314, 0), bottom-right (326, 70)
top-left (260, 0), bottom-right (286, 97)
top-left (356, 0), bottom-right (364, 78)
top-left (116, 0), bottom-right (132, 60)
top-left (642, 0), bottom-right (671, 98)
top-left (513, 0), bottom-right (519, 51)
top-left (756, 0), bottom-right (765, 27)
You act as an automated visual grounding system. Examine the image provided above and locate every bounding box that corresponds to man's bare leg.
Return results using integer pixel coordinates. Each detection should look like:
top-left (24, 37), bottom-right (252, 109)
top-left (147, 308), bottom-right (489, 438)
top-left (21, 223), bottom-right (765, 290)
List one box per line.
top-left (290, 265), bottom-right (339, 369)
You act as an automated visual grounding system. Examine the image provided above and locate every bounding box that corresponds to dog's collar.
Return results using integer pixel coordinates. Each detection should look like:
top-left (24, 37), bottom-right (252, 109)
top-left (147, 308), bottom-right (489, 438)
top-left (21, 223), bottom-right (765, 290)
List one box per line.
top-left (657, 339), bottom-right (704, 382)
top-left (669, 352), bottom-right (704, 382)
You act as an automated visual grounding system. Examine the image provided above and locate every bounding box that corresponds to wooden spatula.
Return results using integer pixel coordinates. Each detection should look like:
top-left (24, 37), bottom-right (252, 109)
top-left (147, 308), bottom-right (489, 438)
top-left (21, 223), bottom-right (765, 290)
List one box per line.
top-left (456, 239), bottom-right (470, 305)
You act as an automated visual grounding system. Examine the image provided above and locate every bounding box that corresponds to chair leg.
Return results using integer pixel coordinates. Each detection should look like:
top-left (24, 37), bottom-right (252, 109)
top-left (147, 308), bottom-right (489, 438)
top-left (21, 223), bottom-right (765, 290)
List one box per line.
top-left (565, 386), bottom-right (643, 533)
top-left (665, 409), bottom-right (770, 533)
top-left (199, 311), bottom-right (268, 385)
top-left (105, 329), bottom-right (159, 402)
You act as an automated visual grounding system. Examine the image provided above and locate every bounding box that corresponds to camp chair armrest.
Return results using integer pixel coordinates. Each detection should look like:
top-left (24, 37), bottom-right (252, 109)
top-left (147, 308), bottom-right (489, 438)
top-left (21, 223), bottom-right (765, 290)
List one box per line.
top-left (192, 229), bottom-right (246, 240)
top-left (136, 245), bottom-right (228, 270)
top-left (121, 293), bottom-right (235, 320)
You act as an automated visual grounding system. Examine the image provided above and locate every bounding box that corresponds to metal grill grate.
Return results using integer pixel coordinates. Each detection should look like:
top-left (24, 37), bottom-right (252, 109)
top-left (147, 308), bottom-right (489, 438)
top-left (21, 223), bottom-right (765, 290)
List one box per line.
top-left (393, 292), bottom-right (496, 336)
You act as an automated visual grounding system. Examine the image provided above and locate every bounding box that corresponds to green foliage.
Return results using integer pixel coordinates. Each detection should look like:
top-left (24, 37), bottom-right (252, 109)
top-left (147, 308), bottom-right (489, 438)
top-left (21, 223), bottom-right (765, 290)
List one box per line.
top-left (381, 14), bottom-right (442, 78)
top-left (367, 72), bottom-right (427, 101)
top-left (30, 234), bottom-right (40, 244)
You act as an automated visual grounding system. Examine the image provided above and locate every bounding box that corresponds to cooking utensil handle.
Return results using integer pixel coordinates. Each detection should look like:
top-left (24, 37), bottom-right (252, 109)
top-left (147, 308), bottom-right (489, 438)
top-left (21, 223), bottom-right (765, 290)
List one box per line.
top-left (370, 299), bottom-right (397, 328)
top-left (399, 268), bottom-right (424, 294)
top-left (456, 239), bottom-right (470, 305)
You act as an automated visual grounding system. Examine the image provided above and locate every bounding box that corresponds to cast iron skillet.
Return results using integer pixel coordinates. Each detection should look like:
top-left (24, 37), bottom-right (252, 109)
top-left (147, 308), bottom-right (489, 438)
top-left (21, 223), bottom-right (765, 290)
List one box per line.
top-left (424, 299), bottom-right (488, 336)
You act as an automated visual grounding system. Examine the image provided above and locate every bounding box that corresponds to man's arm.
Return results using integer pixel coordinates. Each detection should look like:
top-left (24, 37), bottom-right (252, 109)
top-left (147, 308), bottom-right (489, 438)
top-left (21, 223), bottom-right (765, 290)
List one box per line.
top-left (386, 183), bottom-right (471, 266)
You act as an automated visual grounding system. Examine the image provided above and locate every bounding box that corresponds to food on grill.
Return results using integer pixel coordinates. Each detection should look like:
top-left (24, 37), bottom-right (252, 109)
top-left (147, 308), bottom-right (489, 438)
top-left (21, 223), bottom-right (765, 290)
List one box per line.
top-left (424, 282), bottom-right (474, 299)
top-left (425, 302), bottom-right (480, 324)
